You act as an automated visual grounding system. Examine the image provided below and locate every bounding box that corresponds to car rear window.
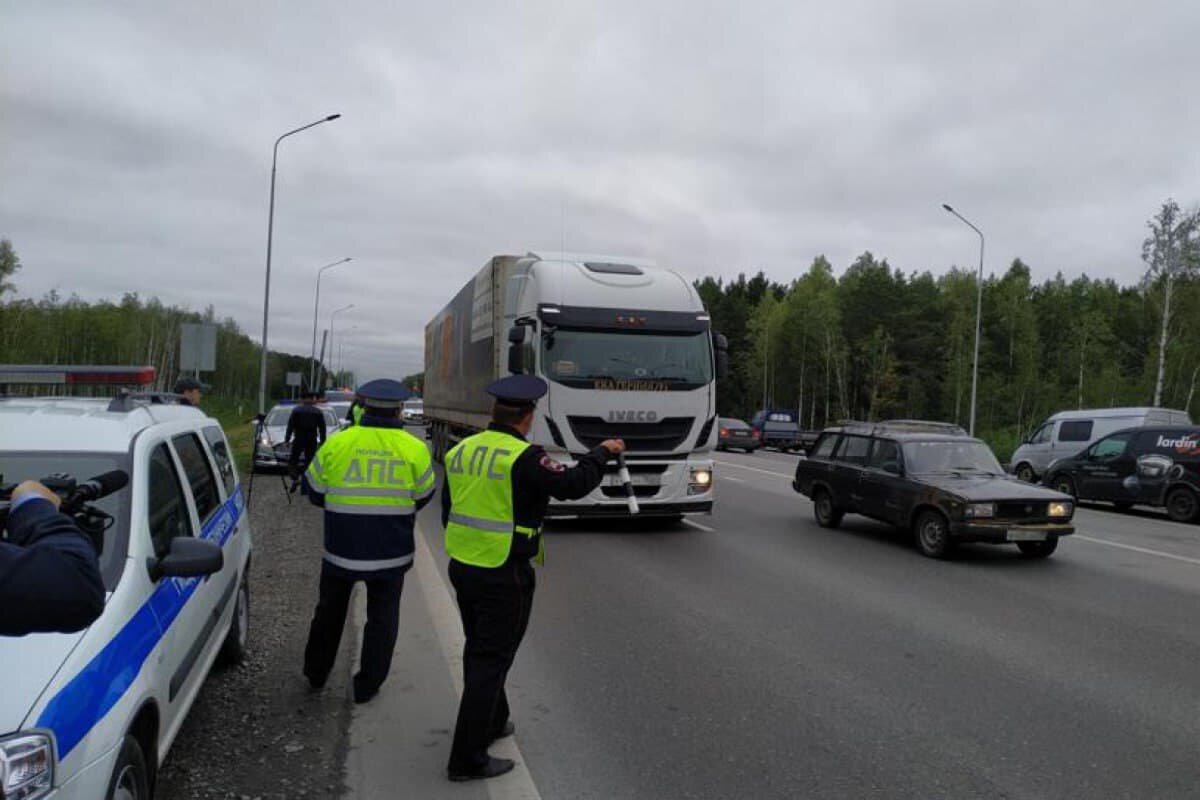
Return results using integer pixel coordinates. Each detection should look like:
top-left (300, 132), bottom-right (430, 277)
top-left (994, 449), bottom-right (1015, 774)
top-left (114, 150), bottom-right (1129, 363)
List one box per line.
top-left (833, 435), bottom-right (871, 464)
top-left (1058, 420), bottom-right (1094, 442)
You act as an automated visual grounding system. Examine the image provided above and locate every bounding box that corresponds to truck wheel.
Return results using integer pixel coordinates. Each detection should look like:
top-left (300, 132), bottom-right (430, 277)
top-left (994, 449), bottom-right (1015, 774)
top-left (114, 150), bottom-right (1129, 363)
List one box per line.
top-left (914, 510), bottom-right (954, 559)
top-left (813, 489), bottom-right (843, 529)
top-left (1165, 486), bottom-right (1199, 523)
top-left (1017, 537), bottom-right (1058, 558)
top-left (106, 735), bottom-right (150, 800)
top-left (218, 573), bottom-right (250, 666)
top-left (1015, 463), bottom-right (1036, 483)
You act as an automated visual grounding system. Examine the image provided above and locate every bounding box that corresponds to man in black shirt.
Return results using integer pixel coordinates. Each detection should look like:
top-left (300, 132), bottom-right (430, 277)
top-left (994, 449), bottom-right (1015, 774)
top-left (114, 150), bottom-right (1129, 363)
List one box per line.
top-left (286, 391), bottom-right (328, 479)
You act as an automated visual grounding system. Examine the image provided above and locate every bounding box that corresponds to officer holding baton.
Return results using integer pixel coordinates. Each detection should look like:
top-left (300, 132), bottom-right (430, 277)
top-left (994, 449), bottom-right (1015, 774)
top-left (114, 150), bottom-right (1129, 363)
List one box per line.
top-left (442, 375), bottom-right (624, 781)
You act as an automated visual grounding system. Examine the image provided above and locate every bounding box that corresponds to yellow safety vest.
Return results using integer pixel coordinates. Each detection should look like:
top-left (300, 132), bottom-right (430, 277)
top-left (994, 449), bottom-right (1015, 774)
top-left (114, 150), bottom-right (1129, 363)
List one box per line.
top-left (444, 429), bottom-right (538, 568)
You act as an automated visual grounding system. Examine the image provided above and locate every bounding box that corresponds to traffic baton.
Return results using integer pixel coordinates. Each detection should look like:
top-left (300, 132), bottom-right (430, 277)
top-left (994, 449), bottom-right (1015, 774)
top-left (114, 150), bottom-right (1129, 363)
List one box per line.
top-left (616, 451), bottom-right (639, 514)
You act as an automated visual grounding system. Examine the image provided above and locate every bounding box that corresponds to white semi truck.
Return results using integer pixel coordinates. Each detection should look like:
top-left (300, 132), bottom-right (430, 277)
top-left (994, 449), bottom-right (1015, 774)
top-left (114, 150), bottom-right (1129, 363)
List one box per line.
top-left (424, 252), bottom-right (728, 519)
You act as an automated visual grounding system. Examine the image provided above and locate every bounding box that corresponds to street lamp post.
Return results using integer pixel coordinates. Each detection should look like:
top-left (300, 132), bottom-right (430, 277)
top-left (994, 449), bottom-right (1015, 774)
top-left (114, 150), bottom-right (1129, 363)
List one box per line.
top-left (942, 203), bottom-right (986, 436)
top-left (309, 257), bottom-right (352, 389)
top-left (325, 304), bottom-right (354, 388)
top-left (257, 113), bottom-right (341, 414)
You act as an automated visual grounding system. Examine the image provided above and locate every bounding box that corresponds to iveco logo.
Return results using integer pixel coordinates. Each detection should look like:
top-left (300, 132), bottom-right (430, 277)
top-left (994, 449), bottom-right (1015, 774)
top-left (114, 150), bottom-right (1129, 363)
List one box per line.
top-left (607, 410), bottom-right (658, 423)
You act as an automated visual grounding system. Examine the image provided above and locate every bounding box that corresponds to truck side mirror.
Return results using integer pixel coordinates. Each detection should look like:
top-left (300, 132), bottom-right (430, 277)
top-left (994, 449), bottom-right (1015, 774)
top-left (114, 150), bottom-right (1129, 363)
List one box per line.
top-left (713, 332), bottom-right (729, 380)
top-left (507, 326), bottom-right (526, 374)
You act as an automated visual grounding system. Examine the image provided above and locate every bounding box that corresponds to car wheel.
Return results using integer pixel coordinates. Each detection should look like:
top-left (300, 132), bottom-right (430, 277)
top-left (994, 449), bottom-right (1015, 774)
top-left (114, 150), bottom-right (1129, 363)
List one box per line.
top-left (1051, 474), bottom-right (1077, 500)
top-left (106, 735), bottom-right (150, 800)
top-left (1015, 463), bottom-right (1036, 483)
top-left (1165, 486), bottom-right (1200, 523)
top-left (1017, 537), bottom-right (1058, 558)
top-left (914, 510), bottom-right (954, 559)
top-left (219, 574), bottom-right (250, 666)
top-left (813, 489), bottom-right (843, 529)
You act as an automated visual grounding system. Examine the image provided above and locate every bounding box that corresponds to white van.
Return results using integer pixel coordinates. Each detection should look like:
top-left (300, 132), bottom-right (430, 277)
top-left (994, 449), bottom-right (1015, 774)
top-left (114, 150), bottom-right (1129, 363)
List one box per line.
top-left (1010, 407), bottom-right (1192, 481)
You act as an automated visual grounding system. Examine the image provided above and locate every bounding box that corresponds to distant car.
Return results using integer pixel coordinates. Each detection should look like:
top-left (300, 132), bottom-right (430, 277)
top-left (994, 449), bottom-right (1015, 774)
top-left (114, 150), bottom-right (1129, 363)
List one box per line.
top-left (793, 420), bottom-right (1076, 558)
top-left (1010, 407), bottom-right (1191, 483)
top-left (402, 398), bottom-right (425, 425)
top-left (1041, 425), bottom-right (1200, 523)
top-left (717, 417), bottom-right (758, 451)
top-left (750, 409), bottom-right (803, 451)
top-left (253, 403), bottom-right (342, 471)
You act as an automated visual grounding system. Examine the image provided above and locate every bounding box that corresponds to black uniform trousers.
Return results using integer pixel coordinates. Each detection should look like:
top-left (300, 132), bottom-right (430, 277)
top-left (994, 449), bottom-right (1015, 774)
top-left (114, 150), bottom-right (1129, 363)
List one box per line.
top-left (447, 557), bottom-right (536, 771)
top-left (303, 564), bottom-right (405, 699)
top-left (288, 435), bottom-right (320, 478)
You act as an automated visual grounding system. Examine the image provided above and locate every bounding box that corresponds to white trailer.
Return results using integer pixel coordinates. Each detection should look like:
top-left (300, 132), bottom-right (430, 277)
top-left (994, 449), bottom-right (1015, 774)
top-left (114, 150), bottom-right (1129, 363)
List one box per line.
top-left (424, 252), bottom-right (727, 518)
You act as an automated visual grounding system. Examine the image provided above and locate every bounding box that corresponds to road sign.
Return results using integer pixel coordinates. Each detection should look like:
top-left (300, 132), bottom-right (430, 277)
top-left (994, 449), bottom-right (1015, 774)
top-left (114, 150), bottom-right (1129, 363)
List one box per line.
top-left (180, 323), bottom-right (217, 372)
top-left (286, 371), bottom-right (303, 388)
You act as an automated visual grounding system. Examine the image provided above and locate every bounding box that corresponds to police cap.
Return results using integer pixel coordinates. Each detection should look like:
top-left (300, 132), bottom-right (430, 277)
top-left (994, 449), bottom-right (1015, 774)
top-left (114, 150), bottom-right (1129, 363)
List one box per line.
top-left (486, 375), bottom-right (548, 407)
top-left (355, 378), bottom-right (412, 409)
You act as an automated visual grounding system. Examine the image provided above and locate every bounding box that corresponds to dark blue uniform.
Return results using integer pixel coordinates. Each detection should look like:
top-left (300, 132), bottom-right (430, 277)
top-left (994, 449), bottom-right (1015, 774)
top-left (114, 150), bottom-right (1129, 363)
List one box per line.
top-left (1, 498), bottom-right (105, 636)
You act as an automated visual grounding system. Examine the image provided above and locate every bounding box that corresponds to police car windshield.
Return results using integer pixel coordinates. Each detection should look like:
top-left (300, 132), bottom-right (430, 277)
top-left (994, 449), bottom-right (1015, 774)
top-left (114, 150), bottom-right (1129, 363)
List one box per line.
top-left (265, 408), bottom-right (292, 426)
top-left (543, 329), bottom-right (713, 388)
top-left (1, 452), bottom-right (130, 591)
top-left (902, 441), bottom-right (1005, 476)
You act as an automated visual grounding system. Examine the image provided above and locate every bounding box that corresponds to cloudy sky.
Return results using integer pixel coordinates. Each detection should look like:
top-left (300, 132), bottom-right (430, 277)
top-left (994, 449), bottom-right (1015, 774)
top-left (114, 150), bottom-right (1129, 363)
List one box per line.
top-left (2, 1), bottom-right (1198, 380)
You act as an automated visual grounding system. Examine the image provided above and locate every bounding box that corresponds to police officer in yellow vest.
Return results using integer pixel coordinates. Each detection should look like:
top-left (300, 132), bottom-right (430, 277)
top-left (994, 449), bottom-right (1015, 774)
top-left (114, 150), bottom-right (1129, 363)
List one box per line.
top-left (443, 375), bottom-right (624, 781)
top-left (302, 378), bottom-right (435, 703)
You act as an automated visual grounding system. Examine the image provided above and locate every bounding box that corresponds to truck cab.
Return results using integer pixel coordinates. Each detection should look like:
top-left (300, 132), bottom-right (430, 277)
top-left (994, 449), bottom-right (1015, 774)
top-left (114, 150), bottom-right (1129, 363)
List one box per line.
top-left (426, 252), bottom-right (727, 519)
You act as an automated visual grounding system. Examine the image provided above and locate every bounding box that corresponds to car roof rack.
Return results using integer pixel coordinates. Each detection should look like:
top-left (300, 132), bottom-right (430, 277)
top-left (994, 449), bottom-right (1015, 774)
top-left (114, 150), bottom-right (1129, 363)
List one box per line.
top-left (107, 390), bottom-right (185, 412)
top-left (837, 419), bottom-right (969, 436)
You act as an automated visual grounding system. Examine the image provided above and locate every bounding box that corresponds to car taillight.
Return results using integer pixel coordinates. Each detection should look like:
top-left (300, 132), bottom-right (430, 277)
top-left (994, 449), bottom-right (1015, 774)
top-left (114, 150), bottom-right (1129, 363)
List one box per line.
top-left (719, 428), bottom-right (729, 437)
top-left (752, 429), bottom-right (761, 439)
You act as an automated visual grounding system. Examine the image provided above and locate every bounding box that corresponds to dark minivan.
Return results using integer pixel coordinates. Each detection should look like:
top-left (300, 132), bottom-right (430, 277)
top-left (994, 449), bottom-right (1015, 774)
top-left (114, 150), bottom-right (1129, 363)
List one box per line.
top-left (793, 421), bottom-right (1076, 558)
top-left (1041, 426), bottom-right (1200, 523)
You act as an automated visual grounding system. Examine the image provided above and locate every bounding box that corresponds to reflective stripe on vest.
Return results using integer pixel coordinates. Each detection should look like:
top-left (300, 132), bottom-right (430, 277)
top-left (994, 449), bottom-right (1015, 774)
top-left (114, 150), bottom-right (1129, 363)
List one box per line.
top-left (444, 430), bottom-right (532, 567)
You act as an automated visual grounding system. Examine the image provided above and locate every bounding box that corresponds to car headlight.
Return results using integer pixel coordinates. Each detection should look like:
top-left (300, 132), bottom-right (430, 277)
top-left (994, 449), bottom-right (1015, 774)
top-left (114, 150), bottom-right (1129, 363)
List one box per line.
top-left (0, 732), bottom-right (54, 800)
top-left (688, 467), bottom-right (712, 495)
top-left (1048, 501), bottom-right (1073, 518)
top-left (964, 502), bottom-right (996, 519)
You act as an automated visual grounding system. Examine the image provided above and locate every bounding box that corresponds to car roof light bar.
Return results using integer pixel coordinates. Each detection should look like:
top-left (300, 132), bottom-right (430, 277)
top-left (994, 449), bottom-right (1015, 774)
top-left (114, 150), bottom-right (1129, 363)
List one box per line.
top-left (0, 365), bottom-right (157, 386)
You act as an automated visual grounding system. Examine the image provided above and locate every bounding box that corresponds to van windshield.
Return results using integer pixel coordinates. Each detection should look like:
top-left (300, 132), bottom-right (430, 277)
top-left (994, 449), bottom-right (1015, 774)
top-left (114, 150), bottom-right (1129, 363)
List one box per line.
top-left (542, 329), bottom-right (713, 390)
top-left (902, 441), bottom-right (1005, 476)
top-left (0, 452), bottom-right (130, 591)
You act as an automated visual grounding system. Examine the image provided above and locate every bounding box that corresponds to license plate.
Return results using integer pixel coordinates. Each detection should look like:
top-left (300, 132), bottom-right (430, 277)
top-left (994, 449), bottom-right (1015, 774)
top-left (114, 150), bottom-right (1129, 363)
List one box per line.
top-left (610, 474), bottom-right (660, 487)
top-left (1007, 529), bottom-right (1047, 542)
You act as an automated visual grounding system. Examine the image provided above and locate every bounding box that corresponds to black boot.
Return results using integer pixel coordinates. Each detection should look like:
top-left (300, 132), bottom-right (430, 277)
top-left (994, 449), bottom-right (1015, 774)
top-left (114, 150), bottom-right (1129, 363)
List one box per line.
top-left (447, 757), bottom-right (515, 782)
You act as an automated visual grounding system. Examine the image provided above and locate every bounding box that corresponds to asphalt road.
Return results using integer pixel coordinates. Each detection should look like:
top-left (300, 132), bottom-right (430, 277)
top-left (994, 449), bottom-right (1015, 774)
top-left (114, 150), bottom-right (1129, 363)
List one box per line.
top-left (414, 447), bottom-right (1200, 799)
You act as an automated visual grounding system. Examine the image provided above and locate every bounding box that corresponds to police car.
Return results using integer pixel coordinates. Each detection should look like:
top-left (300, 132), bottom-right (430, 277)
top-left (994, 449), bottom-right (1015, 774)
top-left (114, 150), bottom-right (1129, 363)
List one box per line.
top-left (0, 367), bottom-right (252, 799)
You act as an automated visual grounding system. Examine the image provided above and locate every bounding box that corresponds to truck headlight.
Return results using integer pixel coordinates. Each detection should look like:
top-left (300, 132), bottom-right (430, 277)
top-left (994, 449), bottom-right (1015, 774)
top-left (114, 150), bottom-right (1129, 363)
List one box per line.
top-left (1047, 501), bottom-right (1073, 518)
top-left (964, 502), bottom-right (996, 519)
top-left (0, 732), bottom-right (54, 800)
top-left (689, 468), bottom-right (712, 495)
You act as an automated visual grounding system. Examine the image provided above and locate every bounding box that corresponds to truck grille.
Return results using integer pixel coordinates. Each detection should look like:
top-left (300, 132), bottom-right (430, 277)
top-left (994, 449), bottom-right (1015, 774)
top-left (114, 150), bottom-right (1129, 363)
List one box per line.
top-left (601, 485), bottom-right (661, 499)
top-left (567, 416), bottom-right (694, 452)
top-left (995, 501), bottom-right (1049, 520)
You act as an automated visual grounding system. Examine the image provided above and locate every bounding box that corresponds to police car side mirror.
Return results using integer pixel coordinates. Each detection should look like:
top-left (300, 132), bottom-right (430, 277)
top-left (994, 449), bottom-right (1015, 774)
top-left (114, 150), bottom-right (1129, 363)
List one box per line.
top-left (149, 537), bottom-right (224, 581)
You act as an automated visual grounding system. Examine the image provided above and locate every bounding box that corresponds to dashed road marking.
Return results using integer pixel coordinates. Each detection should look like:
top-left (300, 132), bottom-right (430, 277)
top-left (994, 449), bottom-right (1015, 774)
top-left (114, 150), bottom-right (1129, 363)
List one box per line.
top-left (1075, 535), bottom-right (1200, 567)
top-left (723, 475), bottom-right (745, 483)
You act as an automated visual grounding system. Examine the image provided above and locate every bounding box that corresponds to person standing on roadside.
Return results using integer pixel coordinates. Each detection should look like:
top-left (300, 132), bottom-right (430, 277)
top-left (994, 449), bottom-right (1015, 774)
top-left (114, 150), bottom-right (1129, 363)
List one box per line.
top-left (285, 390), bottom-right (328, 480)
top-left (173, 377), bottom-right (205, 407)
top-left (301, 378), bottom-right (435, 703)
top-left (442, 374), bottom-right (624, 781)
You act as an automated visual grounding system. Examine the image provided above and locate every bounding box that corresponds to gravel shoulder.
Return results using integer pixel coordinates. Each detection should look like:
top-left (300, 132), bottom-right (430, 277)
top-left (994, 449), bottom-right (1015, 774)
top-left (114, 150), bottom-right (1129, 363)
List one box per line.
top-left (158, 481), bottom-right (355, 799)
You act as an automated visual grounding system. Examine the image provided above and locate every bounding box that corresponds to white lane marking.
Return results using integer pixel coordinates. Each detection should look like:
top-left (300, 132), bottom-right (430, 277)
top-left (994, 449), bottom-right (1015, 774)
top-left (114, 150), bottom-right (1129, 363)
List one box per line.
top-left (713, 459), bottom-right (793, 479)
top-left (1075, 534), bottom-right (1200, 567)
top-left (723, 475), bottom-right (745, 483)
top-left (414, 527), bottom-right (543, 800)
top-left (682, 518), bottom-right (715, 532)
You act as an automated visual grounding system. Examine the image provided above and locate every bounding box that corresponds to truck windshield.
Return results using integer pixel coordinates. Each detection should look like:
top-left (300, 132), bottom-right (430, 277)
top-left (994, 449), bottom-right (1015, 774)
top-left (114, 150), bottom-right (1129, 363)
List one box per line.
top-left (0, 452), bottom-right (131, 591)
top-left (542, 329), bottom-right (713, 389)
top-left (902, 441), bottom-right (1005, 476)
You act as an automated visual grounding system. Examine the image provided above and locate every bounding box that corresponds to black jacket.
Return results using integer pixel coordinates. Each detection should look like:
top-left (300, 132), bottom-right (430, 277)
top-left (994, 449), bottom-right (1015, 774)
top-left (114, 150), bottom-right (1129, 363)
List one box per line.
top-left (441, 423), bottom-right (610, 561)
top-left (286, 404), bottom-right (327, 444)
top-left (0, 498), bottom-right (105, 636)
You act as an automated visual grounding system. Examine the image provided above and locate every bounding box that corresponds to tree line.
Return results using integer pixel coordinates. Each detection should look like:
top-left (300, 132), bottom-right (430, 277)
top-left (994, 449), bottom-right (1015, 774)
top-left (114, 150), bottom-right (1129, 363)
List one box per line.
top-left (697, 200), bottom-right (1200, 459)
top-left (0, 240), bottom-right (353, 404)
